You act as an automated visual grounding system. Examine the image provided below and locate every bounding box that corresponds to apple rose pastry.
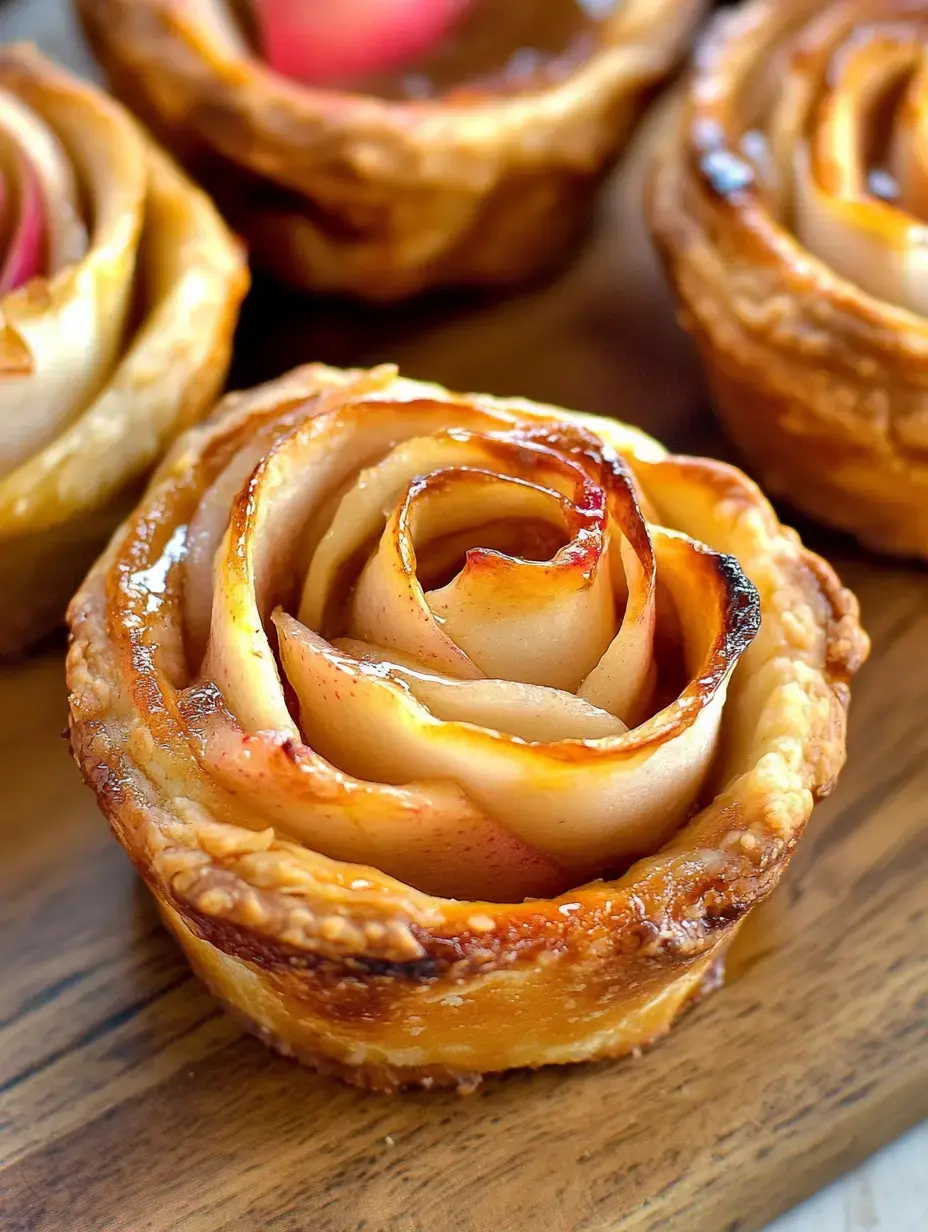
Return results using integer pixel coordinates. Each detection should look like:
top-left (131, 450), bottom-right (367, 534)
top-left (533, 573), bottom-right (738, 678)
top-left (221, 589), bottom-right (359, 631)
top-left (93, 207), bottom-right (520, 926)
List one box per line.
top-left (76, 0), bottom-right (706, 300)
top-left (650, 0), bottom-right (928, 557)
top-left (66, 364), bottom-right (866, 1090)
top-left (0, 46), bottom-right (247, 656)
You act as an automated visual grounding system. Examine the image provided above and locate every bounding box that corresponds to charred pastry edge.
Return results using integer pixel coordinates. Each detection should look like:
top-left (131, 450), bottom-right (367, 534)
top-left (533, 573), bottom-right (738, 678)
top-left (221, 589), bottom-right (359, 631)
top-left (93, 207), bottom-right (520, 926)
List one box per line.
top-left (0, 44), bottom-right (248, 658)
top-left (178, 919), bottom-right (734, 1094)
top-left (74, 0), bottom-right (708, 299)
top-left (66, 364), bottom-right (868, 1088)
top-left (648, 0), bottom-right (928, 557)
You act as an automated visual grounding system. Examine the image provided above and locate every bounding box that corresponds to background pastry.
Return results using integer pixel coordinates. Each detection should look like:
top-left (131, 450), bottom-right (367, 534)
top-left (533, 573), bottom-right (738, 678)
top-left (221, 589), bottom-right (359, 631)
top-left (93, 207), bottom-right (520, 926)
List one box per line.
top-left (67, 364), bottom-right (867, 1091)
top-left (651, 0), bottom-right (928, 558)
top-left (0, 45), bottom-right (247, 656)
top-left (76, 0), bottom-right (706, 300)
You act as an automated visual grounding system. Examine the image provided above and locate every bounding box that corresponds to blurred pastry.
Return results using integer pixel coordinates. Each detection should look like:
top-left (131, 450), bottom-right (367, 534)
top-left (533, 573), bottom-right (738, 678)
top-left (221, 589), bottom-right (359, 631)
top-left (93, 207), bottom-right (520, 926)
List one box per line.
top-left (77, 0), bottom-right (706, 300)
top-left (0, 45), bottom-right (247, 656)
top-left (651, 0), bottom-right (928, 557)
top-left (67, 363), bottom-right (867, 1090)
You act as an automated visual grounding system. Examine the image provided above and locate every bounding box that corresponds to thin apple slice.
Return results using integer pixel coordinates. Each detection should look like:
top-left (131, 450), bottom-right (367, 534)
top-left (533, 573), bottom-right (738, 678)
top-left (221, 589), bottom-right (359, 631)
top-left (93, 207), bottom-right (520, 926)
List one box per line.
top-left (0, 86), bottom-right (86, 277)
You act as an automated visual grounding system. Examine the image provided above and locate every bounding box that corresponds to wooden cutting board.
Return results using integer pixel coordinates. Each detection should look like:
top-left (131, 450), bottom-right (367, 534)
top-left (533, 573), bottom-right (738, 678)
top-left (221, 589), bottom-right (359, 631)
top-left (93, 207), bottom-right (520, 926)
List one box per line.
top-left (1, 3), bottom-right (927, 1231)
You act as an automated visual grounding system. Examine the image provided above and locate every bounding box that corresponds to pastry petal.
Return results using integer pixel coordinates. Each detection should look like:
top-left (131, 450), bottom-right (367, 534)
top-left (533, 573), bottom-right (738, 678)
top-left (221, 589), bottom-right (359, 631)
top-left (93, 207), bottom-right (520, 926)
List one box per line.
top-left (67, 364), bottom-right (866, 1090)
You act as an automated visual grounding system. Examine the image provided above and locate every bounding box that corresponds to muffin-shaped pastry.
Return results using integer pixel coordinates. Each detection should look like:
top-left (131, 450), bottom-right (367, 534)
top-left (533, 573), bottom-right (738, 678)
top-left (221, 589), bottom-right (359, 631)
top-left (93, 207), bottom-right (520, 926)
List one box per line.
top-left (67, 364), bottom-right (866, 1090)
top-left (76, 0), bottom-right (706, 300)
top-left (0, 45), bottom-right (247, 656)
top-left (650, 0), bottom-right (928, 557)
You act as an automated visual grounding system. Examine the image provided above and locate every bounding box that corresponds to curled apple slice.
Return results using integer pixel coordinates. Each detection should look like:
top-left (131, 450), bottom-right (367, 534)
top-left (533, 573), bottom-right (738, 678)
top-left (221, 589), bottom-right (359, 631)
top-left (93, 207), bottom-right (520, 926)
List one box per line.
top-left (791, 20), bottom-right (928, 314)
top-left (0, 145), bottom-right (45, 295)
top-left (0, 85), bottom-right (87, 281)
top-left (272, 524), bottom-right (749, 885)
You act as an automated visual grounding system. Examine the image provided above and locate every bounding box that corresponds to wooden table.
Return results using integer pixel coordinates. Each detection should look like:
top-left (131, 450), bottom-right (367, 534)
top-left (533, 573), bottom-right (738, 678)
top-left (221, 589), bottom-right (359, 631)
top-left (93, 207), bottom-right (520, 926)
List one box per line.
top-left (1, 3), bottom-right (927, 1230)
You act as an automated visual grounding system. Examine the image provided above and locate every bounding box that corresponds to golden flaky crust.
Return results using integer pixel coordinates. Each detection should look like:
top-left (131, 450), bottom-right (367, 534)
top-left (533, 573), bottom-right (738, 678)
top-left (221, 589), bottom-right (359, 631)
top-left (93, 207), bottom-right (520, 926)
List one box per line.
top-left (0, 47), bottom-right (248, 656)
top-left (67, 365), bottom-right (866, 1091)
top-left (649, 0), bottom-right (928, 559)
top-left (76, 0), bottom-right (706, 300)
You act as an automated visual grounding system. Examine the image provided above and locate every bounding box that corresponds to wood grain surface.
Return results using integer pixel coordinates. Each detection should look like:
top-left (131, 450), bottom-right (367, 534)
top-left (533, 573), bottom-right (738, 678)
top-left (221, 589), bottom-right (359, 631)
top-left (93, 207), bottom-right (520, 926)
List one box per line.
top-left (0, 3), bottom-right (927, 1231)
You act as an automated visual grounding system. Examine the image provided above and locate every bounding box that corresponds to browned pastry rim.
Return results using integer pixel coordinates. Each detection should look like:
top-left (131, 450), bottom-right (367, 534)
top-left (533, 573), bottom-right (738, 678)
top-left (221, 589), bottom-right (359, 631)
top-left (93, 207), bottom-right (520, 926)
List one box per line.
top-left (67, 365), bottom-right (867, 1090)
top-left (76, 0), bottom-right (707, 299)
top-left (650, 0), bottom-right (928, 558)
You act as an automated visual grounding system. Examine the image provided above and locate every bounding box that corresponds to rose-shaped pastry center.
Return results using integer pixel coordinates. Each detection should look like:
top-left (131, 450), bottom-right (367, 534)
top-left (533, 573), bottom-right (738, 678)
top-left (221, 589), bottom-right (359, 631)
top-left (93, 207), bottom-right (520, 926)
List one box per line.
top-left (237, 0), bottom-right (621, 99)
top-left (167, 372), bottom-right (760, 902)
top-left (697, 0), bottom-right (928, 313)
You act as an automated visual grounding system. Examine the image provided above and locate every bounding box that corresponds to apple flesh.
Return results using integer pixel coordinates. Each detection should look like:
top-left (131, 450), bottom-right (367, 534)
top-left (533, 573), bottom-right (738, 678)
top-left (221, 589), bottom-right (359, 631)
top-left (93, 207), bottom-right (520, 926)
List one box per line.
top-left (0, 147), bottom-right (46, 296)
top-left (254, 0), bottom-right (473, 86)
